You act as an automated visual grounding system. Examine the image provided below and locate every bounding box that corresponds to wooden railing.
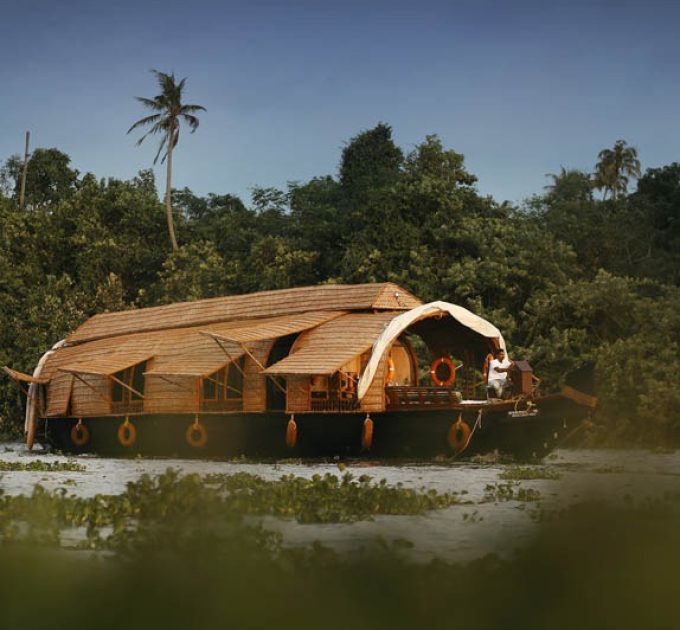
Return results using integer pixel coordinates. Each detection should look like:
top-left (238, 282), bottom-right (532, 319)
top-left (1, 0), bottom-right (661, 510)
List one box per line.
top-left (386, 386), bottom-right (462, 410)
top-left (111, 400), bottom-right (144, 414)
top-left (311, 397), bottom-right (360, 412)
top-left (201, 399), bottom-right (244, 412)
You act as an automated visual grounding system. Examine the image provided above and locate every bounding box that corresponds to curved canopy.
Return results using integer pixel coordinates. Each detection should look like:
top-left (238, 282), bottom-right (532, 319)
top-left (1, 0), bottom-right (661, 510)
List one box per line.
top-left (357, 301), bottom-right (507, 400)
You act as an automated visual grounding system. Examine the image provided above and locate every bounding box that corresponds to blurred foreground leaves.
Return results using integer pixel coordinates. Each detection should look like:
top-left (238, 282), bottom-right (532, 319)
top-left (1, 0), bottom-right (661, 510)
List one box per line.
top-left (0, 470), bottom-right (679, 629)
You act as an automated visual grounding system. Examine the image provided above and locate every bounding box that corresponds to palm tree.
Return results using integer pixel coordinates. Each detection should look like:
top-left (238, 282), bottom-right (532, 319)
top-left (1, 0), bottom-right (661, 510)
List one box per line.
top-left (128, 70), bottom-right (206, 250)
top-left (592, 140), bottom-right (641, 201)
top-left (544, 167), bottom-right (593, 203)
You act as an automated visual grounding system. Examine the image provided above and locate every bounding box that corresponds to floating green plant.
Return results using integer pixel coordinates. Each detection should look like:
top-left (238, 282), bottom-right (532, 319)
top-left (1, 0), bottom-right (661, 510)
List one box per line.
top-left (0, 469), bottom-right (459, 549)
top-left (483, 482), bottom-right (542, 503)
top-left (592, 465), bottom-right (625, 474)
top-left (499, 466), bottom-right (561, 481)
top-left (0, 460), bottom-right (86, 472)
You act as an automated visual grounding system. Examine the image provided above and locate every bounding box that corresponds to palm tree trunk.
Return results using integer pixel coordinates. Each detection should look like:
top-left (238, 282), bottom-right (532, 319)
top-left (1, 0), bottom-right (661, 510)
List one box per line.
top-left (164, 123), bottom-right (179, 251)
top-left (19, 131), bottom-right (30, 209)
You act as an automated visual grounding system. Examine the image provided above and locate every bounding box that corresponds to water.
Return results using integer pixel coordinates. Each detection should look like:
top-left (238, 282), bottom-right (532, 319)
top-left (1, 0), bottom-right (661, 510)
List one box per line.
top-left (1, 443), bottom-right (679, 563)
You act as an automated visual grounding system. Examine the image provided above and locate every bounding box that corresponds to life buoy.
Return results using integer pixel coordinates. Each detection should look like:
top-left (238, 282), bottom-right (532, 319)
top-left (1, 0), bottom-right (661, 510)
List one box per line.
top-left (482, 353), bottom-right (494, 381)
top-left (430, 357), bottom-right (456, 387)
top-left (361, 415), bottom-right (374, 450)
top-left (384, 356), bottom-right (396, 384)
top-left (186, 419), bottom-right (208, 448)
top-left (285, 415), bottom-right (298, 449)
top-left (117, 417), bottom-right (137, 448)
top-left (448, 416), bottom-right (471, 452)
top-left (71, 420), bottom-right (90, 447)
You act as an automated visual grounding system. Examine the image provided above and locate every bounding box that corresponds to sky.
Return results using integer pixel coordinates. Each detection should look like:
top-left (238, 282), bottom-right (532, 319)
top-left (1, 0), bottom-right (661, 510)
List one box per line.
top-left (1, 0), bottom-right (678, 206)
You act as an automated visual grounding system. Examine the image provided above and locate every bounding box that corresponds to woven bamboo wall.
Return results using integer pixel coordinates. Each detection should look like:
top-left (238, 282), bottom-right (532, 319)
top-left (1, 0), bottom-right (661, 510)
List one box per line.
top-left (46, 372), bottom-right (74, 416)
top-left (243, 340), bottom-right (273, 412)
top-left (71, 374), bottom-right (110, 417)
top-left (145, 375), bottom-right (198, 414)
top-left (286, 375), bottom-right (310, 413)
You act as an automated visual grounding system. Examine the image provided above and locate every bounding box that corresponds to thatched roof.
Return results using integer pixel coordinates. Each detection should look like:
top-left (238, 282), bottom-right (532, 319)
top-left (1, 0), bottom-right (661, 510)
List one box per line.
top-left (44, 323), bottom-right (244, 381)
top-left (67, 283), bottom-right (421, 344)
top-left (35, 283), bottom-right (421, 381)
top-left (265, 312), bottom-right (397, 375)
top-left (42, 311), bottom-right (347, 380)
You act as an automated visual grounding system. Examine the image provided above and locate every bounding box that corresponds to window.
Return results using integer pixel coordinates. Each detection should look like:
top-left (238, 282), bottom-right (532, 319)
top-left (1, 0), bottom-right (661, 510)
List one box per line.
top-left (310, 375), bottom-right (329, 400)
top-left (111, 361), bottom-right (147, 413)
top-left (201, 359), bottom-right (244, 411)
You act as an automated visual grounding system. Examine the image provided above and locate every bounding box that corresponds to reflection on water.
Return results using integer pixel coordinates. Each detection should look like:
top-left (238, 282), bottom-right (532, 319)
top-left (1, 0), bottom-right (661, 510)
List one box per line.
top-left (1, 443), bottom-right (679, 562)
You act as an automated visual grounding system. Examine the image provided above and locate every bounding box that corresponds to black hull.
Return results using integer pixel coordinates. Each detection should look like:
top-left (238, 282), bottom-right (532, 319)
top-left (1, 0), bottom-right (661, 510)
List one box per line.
top-left (37, 395), bottom-right (591, 461)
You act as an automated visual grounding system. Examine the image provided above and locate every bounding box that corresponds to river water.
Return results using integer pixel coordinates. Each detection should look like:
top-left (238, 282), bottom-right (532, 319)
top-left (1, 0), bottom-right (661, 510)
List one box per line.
top-left (1, 443), bottom-right (679, 563)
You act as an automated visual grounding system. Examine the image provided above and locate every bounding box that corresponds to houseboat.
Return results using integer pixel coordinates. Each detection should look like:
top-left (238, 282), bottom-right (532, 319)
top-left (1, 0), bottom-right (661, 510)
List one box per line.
top-left (4, 283), bottom-right (596, 459)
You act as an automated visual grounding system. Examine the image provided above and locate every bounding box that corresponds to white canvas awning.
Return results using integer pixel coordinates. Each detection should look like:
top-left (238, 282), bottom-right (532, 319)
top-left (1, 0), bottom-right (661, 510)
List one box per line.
top-left (357, 301), bottom-right (506, 400)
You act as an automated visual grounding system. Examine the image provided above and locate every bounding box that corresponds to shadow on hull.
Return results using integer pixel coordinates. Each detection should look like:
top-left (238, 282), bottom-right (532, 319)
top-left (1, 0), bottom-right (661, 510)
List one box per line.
top-left (39, 397), bottom-right (591, 461)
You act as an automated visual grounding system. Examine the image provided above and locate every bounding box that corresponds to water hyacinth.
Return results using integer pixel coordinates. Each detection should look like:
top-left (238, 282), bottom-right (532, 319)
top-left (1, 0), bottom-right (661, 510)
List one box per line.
top-left (0, 469), bottom-right (459, 549)
top-left (498, 466), bottom-right (562, 481)
top-left (0, 460), bottom-right (85, 472)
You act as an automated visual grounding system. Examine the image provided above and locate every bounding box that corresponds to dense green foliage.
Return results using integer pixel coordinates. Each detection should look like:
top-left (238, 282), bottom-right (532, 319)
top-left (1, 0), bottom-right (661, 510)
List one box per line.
top-left (0, 125), bottom-right (678, 444)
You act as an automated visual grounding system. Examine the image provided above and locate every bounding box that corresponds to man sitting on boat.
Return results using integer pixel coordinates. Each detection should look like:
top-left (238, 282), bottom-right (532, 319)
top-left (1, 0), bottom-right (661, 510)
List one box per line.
top-left (487, 348), bottom-right (513, 399)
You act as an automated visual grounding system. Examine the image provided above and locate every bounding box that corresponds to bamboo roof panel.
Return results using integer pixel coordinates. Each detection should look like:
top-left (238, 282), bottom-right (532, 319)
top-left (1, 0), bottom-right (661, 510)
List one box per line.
top-left (145, 351), bottom-right (243, 378)
top-left (67, 283), bottom-right (420, 344)
top-left (41, 316), bottom-right (302, 382)
top-left (58, 353), bottom-right (153, 377)
top-left (265, 312), bottom-right (397, 375)
top-left (2, 366), bottom-right (49, 385)
top-left (42, 327), bottom-right (223, 381)
top-left (203, 310), bottom-right (346, 343)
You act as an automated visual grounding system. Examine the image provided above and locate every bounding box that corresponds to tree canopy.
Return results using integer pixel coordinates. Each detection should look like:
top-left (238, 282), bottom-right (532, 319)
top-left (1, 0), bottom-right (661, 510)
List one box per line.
top-left (0, 126), bottom-right (678, 445)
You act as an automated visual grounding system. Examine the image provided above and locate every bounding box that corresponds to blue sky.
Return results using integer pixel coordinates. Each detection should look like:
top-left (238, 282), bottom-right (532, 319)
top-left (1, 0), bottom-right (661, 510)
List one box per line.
top-left (1, 0), bottom-right (678, 205)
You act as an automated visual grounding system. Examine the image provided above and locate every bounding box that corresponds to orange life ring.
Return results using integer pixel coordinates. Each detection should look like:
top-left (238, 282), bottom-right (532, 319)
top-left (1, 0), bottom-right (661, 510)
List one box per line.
top-left (117, 418), bottom-right (137, 448)
top-left (186, 419), bottom-right (208, 448)
top-left (482, 353), bottom-right (494, 381)
top-left (430, 357), bottom-right (456, 387)
top-left (448, 417), bottom-right (471, 452)
top-left (384, 356), bottom-right (396, 384)
top-left (71, 420), bottom-right (90, 447)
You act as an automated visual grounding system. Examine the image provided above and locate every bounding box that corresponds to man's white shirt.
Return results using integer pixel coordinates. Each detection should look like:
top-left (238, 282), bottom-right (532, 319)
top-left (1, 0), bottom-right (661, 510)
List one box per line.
top-left (488, 358), bottom-right (511, 383)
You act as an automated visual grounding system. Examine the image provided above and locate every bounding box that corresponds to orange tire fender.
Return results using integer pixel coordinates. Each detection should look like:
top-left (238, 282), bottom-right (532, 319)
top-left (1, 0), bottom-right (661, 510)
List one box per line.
top-left (448, 416), bottom-right (471, 452)
top-left (71, 420), bottom-right (90, 447)
top-left (361, 415), bottom-right (374, 450)
top-left (285, 415), bottom-right (298, 449)
top-left (117, 417), bottom-right (137, 448)
top-left (186, 418), bottom-right (208, 448)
